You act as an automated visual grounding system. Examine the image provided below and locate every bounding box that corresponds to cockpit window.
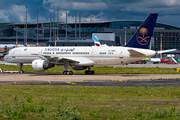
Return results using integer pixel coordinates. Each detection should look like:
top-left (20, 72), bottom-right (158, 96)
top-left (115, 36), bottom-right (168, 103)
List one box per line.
top-left (8, 49), bottom-right (16, 55)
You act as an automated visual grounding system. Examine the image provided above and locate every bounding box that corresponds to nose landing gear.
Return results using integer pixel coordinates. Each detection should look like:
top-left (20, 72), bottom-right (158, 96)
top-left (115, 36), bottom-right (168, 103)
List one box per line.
top-left (19, 63), bottom-right (24, 73)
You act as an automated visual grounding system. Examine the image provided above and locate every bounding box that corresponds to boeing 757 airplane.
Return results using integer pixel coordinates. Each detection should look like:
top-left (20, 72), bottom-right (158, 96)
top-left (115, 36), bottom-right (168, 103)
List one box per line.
top-left (4, 13), bottom-right (176, 75)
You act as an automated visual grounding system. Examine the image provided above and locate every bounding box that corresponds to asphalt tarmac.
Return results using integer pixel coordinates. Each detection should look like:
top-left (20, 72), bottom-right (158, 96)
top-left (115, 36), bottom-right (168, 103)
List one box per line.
top-left (0, 72), bottom-right (180, 87)
top-left (1, 79), bottom-right (180, 87)
top-left (1, 61), bottom-right (180, 68)
top-left (1, 61), bottom-right (180, 87)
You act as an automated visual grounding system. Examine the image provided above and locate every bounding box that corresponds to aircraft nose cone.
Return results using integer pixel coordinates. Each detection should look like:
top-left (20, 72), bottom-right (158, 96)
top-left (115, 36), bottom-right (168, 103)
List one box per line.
top-left (3, 56), bottom-right (7, 61)
top-left (3, 55), bottom-right (10, 62)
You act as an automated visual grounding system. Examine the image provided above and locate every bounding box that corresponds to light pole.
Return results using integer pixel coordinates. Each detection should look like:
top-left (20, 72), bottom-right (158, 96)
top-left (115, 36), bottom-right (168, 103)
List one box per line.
top-left (16, 27), bottom-right (18, 47)
top-left (119, 36), bottom-right (121, 46)
top-left (53, 6), bottom-right (55, 41)
top-left (25, 7), bottom-right (27, 46)
top-left (66, 13), bottom-right (68, 41)
top-left (155, 37), bottom-right (158, 58)
top-left (79, 12), bottom-right (81, 40)
top-left (75, 11), bottom-right (77, 40)
top-left (57, 6), bottom-right (59, 41)
top-left (37, 7), bottom-right (39, 46)
top-left (160, 34), bottom-right (163, 58)
top-left (50, 12), bottom-right (52, 41)
top-left (124, 27), bottom-right (127, 45)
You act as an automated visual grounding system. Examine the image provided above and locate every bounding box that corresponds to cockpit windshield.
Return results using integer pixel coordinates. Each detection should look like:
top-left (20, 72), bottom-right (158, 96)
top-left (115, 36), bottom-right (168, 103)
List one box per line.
top-left (7, 48), bottom-right (16, 56)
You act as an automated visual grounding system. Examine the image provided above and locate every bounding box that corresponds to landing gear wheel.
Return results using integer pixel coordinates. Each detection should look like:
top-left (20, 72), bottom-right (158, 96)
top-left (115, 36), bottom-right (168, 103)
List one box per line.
top-left (69, 71), bottom-right (73, 75)
top-left (85, 70), bottom-right (94, 75)
top-left (20, 70), bottom-right (24, 74)
top-left (67, 71), bottom-right (70, 75)
top-left (63, 71), bottom-right (67, 75)
top-left (91, 70), bottom-right (94, 74)
top-left (88, 71), bottom-right (91, 74)
top-left (63, 71), bottom-right (73, 75)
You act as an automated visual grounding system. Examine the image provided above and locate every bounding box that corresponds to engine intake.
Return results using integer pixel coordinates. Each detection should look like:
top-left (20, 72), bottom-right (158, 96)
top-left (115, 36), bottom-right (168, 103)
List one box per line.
top-left (32, 59), bottom-right (54, 71)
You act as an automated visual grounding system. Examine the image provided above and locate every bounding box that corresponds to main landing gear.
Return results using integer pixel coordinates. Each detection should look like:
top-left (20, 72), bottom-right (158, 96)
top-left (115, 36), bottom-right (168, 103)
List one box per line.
top-left (63, 71), bottom-right (73, 75)
top-left (63, 61), bottom-right (94, 75)
top-left (85, 66), bottom-right (94, 75)
top-left (63, 61), bottom-right (73, 75)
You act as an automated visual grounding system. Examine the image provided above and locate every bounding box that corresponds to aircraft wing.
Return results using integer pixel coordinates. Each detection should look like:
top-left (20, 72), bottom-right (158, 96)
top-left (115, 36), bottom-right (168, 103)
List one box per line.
top-left (43, 55), bottom-right (94, 66)
top-left (128, 49), bottom-right (147, 57)
top-left (156, 49), bottom-right (176, 54)
top-left (42, 55), bottom-right (60, 62)
top-left (61, 57), bottom-right (95, 65)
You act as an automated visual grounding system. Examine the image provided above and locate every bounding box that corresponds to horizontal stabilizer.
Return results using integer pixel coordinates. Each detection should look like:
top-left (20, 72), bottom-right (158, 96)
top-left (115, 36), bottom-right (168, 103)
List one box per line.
top-left (128, 49), bottom-right (146, 57)
top-left (156, 49), bottom-right (176, 54)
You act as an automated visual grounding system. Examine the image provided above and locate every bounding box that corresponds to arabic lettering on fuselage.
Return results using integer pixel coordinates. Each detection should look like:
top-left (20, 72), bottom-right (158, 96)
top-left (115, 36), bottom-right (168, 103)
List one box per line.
top-left (60, 48), bottom-right (75, 52)
top-left (44, 48), bottom-right (75, 52)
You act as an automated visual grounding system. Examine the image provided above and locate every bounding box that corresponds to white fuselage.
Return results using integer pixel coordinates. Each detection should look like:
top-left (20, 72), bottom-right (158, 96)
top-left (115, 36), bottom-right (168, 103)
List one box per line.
top-left (4, 46), bottom-right (156, 66)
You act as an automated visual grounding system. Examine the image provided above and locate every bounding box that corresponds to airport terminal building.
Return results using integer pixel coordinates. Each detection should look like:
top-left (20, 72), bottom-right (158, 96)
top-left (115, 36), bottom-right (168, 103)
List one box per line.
top-left (0, 20), bottom-right (180, 58)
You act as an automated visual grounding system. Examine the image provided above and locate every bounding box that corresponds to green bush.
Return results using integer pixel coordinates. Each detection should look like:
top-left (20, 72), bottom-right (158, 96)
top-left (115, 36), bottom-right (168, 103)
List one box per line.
top-left (27, 96), bottom-right (33, 103)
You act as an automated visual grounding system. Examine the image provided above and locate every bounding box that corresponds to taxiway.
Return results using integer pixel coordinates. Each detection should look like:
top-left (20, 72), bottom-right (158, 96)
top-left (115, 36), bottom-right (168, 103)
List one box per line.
top-left (0, 73), bottom-right (180, 87)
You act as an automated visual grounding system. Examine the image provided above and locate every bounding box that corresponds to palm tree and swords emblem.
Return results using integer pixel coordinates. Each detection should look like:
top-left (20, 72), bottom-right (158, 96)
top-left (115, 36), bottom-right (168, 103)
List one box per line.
top-left (136, 28), bottom-right (149, 45)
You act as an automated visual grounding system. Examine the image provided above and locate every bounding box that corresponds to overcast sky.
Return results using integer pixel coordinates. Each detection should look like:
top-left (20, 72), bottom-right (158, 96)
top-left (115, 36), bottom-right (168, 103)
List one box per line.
top-left (0, 0), bottom-right (180, 27)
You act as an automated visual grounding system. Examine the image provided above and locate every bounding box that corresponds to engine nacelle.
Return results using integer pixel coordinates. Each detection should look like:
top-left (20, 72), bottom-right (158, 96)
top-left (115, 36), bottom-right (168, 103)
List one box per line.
top-left (32, 59), bottom-right (54, 71)
top-left (71, 66), bottom-right (88, 70)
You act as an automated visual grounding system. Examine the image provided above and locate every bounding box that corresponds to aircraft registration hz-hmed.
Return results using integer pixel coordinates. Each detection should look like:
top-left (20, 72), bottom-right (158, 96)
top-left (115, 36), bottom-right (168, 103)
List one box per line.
top-left (4, 13), bottom-right (176, 75)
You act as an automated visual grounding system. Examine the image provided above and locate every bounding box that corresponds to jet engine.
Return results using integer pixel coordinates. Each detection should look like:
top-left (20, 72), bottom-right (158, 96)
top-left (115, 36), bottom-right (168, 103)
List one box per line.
top-left (32, 59), bottom-right (54, 71)
top-left (71, 66), bottom-right (88, 70)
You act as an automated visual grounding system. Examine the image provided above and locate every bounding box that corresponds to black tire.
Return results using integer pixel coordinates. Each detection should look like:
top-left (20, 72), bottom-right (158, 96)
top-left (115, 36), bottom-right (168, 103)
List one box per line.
top-left (20, 70), bottom-right (24, 74)
top-left (91, 71), bottom-right (94, 74)
top-left (88, 71), bottom-right (91, 74)
top-left (66, 71), bottom-right (70, 75)
top-left (85, 71), bottom-right (88, 74)
top-left (63, 71), bottom-right (67, 75)
top-left (70, 71), bottom-right (73, 75)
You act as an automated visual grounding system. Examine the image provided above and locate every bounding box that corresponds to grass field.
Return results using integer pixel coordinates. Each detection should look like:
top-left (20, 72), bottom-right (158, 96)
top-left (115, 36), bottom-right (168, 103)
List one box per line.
top-left (0, 64), bottom-right (180, 119)
top-left (0, 86), bottom-right (180, 119)
top-left (0, 64), bottom-right (180, 74)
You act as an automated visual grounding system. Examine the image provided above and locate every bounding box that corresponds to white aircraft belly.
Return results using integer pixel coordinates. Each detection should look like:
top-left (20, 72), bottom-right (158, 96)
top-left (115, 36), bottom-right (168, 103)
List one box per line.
top-left (90, 58), bottom-right (122, 65)
top-left (90, 57), bottom-right (149, 65)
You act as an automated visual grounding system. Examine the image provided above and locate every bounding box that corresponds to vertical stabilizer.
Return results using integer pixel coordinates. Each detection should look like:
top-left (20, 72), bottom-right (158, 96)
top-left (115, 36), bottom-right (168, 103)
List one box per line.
top-left (124, 13), bottom-right (158, 49)
top-left (93, 36), bottom-right (101, 47)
